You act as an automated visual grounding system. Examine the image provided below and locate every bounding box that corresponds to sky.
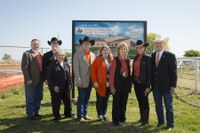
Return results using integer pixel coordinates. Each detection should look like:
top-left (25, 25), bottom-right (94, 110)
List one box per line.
top-left (0, 0), bottom-right (200, 59)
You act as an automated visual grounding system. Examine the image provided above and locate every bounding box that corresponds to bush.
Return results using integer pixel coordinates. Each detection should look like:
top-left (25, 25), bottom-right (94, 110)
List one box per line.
top-left (184, 50), bottom-right (200, 57)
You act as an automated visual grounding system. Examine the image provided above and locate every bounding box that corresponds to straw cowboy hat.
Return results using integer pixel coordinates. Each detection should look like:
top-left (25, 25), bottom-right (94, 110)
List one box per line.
top-left (79, 36), bottom-right (95, 46)
top-left (135, 40), bottom-right (149, 47)
top-left (47, 37), bottom-right (62, 45)
top-left (154, 35), bottom-right (169, 43)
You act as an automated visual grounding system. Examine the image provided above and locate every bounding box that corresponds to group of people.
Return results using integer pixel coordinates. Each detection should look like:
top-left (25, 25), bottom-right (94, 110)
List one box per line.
top-left (21, 35), bottom-right (177, 131)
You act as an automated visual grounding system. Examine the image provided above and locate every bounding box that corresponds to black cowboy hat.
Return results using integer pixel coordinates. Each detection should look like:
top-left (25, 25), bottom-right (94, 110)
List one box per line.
top-left (135, 40), bottom-right (149, 47)
top-left (79, 36), bottom-right (95, 46)
top-left (47, 37), bottom-right (62, 45)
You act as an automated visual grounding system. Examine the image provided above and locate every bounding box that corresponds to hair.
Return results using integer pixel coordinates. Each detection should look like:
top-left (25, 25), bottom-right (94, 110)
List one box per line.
top-left (31, 39), bottom-right (40, 43)
top-left (97, 45), bottom-right (113, 61)
top-left (117, 42), bottom-right (129, 55)
top-left (54, 49), bottom-right (66, 57)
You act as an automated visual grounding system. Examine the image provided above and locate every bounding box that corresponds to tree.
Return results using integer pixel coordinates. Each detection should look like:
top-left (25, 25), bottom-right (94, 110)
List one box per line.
top-left (184, 50), bottom-right (200, 57)
top-left (66, 52), bottom-right (72, 57)
top-left (2, 53), bottom-right (12, 60)
top-left (146, 33), bottom-right (169, 54)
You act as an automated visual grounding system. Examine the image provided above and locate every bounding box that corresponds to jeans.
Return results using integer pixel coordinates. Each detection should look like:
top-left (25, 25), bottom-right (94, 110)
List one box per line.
top-left (77, 82), bottom-right (92, 119)
top-left (96, 87), bottom-right (110, 117)
top-left (25, 78), bottom-right (43, 117)
top-left (153, 85), bottom-right (174, 128)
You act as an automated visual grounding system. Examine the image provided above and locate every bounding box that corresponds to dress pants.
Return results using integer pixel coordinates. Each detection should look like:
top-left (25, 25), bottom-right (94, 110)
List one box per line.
top-left (112, 76), bottom-right (130, 124)
top-left (134, 82), bottom-right (149, 123)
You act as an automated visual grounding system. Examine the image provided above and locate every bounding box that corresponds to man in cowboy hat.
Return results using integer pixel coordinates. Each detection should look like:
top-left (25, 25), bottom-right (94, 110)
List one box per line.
top-left (43, 37), bottom-right (62, 84)
top-left (73, 36), bottom-right (96, 122)
top-left (151, 35), bottom-right (177, 131)
top-left (43, 37), bottom-right (75, 121)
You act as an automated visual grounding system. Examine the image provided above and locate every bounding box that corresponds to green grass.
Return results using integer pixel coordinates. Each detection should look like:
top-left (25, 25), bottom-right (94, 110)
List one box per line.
top-left (0, 84), bottom-right (200, 133)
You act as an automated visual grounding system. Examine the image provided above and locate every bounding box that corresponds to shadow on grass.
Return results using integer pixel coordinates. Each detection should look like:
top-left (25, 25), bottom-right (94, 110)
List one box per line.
top-left (174, 93), bottom-right (200, 108)
top-left (0, 115), bottom-right (164, 133)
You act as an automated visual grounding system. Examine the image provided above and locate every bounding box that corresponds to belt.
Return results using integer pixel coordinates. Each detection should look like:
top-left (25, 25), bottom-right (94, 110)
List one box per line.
top-left (121, 72), bottom-right (128, 78)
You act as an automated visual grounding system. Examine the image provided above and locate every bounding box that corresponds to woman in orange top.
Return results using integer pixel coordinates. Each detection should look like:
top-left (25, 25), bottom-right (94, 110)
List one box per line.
top-left (91, 45), bottom-right (113, 122)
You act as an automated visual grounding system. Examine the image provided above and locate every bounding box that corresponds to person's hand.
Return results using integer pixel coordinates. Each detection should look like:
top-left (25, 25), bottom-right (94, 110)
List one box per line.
top-left (45, 80), bottom-right (48, 85)
top-left (54, 86), bottom-right (60, 93)
top-left (170, 87), bottom-right (175, 94)
top-left (110, 88), bottom-right (116, 95)
top-left (27, 80), bottom-right (32, 85)
top-left (77, 78), bottom-right (82, 86)
top-left (94, 82), bottom-right (99, 88)
top-left (144, 88), bottom-right (150, 96)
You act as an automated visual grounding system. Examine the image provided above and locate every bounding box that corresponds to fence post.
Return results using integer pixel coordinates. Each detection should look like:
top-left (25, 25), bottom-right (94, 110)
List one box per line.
top-left (195, 59), bottom-right (199, 92)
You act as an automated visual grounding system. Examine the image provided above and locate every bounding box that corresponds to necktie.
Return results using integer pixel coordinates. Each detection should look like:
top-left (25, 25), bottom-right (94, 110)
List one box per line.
top-left (156, 52), bottom-right (160, 67)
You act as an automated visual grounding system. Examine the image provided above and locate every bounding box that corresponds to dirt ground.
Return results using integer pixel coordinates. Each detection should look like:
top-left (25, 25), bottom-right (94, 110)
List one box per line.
top-left (0, 60), bottom-right (23, 90)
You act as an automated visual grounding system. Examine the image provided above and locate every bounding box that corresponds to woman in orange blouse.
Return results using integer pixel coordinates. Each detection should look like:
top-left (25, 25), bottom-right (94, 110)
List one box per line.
top-left (109, 42), bottom-right (132, 126)
top-left (91, 45), bottom-right (113, 122)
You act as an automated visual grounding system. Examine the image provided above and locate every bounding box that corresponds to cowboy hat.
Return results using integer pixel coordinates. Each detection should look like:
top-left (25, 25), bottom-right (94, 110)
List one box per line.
top-left (47, 37), bottom-right (62, 45)
top-left (79, 36), bottom-right (95, 46)
top-left (134, 40), bottom-right (149, 47)
top-left (154, 35), bottom-right (169, 43)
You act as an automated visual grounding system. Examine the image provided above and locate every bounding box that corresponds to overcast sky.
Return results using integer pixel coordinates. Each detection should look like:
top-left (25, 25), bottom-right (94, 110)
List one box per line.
top-left (0, 0), bottom-right (200, 59)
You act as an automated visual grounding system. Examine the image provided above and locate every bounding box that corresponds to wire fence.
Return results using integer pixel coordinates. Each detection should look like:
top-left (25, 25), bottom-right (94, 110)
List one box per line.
top-left (0, 45), bottom-right (200, 93)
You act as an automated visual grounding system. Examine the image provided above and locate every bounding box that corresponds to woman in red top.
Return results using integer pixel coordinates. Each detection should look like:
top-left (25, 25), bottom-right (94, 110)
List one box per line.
top-left (91, 45), bottom-right (113, 122)
top-left (132, 40), bottom-right (151, 127)
top-left (109, 42), bottom-right (132, 126)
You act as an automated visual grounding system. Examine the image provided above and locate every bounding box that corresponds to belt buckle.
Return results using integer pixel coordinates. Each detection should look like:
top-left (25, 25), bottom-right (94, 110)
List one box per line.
top-left (122, 72), bottom-right (128, 77)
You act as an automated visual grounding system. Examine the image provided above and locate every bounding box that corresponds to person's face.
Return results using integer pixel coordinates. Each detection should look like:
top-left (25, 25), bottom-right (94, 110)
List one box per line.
top-left (136, 46), bottom-right (145, 55)
top-left (119, 46), bottom-right (127, 58)
top-left (31, 40), bottom-right (40, 51)
top-left (51, 41), bottom-right (59, 52)
top-left (56, 53), bottom-right (65, 62)
top-left (155, 41), bottom-right (164, 52)
top-left (101, 47), bottom-right (109, 58)
top-left (82, 41), bottom-right (91, 51)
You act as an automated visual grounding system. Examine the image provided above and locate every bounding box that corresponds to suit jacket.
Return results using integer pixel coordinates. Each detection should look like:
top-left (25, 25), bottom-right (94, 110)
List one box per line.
top-left (42, 51), bottom-right (56, 81)
top-left (73, 49), bottom-right (95, 88)
top-left (132, 54), bottom-right (152, 88)
top-left (21, 49), bottom-right (42, 86)
top-left (47, 60), bottom-right (71, 90)
top-left (91, 56), bottom-right (113, 97)
top-left (152, 50), bottom-right (177, 93)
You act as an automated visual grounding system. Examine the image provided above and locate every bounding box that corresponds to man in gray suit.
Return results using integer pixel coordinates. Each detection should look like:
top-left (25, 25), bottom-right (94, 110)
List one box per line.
top-left (73, 36), bottom-right (95, 122)
top-left (21, 39), bottom-right (43, 120)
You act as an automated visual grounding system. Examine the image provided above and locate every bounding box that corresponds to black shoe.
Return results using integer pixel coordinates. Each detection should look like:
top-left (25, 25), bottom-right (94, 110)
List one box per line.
top-left (64, 113), bottom-right (75, 118)
top-left (53, 117), bottom-right (61, 123)
top-left (156, 122), bottom-right (165, 127)
top-left (34, 114), bottom-right (42, 118)
top-left (166, 127), bottom-right (173, 131)
top-left (113, 121), bottom-right (120, 126)
top-left (27, 116), bottom-right (36, 120)
top-left (138, 122), bottom-right (148, 127)
top-left (103, 117), bottom-right (109, 122)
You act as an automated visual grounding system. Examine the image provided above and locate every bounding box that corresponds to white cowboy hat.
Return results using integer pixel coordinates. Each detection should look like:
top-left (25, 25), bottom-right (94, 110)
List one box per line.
top-left (154, 35), bottom-right (169, 43)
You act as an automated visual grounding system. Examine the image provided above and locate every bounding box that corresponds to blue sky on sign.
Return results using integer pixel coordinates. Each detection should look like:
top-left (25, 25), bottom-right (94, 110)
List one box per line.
top-left (0, 0), bottom-right (200, 59)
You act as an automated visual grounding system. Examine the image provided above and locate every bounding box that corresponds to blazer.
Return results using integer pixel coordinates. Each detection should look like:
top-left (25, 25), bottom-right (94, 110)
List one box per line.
top-left (21, 49), bottom-right (42, 86)
top-left (42, 51), bottom-right (56, 81)
top-left (132, 54), bottom-right (152, 88)
top-left (47, 60), bottom-right (71, 90)
top-left (152, 50), bottom-right (177, 93)
top-left (91, 56), bottom-right (113, 97)
top-left (73, 49), bottom-right (95, 88)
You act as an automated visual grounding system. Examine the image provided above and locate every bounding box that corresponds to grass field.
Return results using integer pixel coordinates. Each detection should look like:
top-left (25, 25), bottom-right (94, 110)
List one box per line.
top-left (0, 83), bottom-right (200, 133)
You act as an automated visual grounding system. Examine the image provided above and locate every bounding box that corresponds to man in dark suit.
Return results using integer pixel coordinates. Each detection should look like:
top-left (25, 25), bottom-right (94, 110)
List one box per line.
top-left (151, 35), bottom-right (177, 131)
top-left (21, 39), bottom-right (43, 120)
top-left (43, 37), bottom-right (61, 84)
top-left (47, 49), bottom-right (74, 122)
